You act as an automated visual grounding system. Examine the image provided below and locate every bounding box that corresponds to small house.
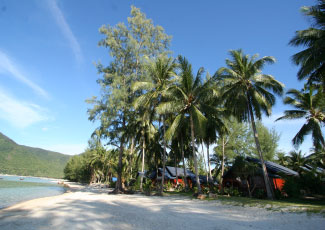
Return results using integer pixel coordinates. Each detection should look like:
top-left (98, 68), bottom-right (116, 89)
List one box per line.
top-left (223, 157), bottom-right (298, 194)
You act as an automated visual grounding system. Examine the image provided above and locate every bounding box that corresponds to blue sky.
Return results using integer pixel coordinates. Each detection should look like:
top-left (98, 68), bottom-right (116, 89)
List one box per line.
top-left (0, 0), bottom-right (316, 155)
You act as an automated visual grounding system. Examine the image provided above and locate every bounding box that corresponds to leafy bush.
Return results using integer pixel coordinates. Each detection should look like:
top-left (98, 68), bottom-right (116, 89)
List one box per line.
top-left (282, 172), bottom-right (325, 198)
top-left (253, 189), bottom-right (266, 199)
top-left (223, 187), bottom-right (241, 197)
top-left (175, 183), bottom-right (184, 192)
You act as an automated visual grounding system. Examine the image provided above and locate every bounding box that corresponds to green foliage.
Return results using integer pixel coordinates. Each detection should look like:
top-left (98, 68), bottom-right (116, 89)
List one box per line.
top-left (290, 0), bottom-right (325, 87)
top-left (223, 187), bottom-right (241, 197)
top-left (250, 122), bottom-right (280, 161)
top-left (232, 156), bottom-right (257, 180)
top-left (277, 85), bottom-right (325, 149)
top-left (253, 189), bottom-right (266, 199)
top-left (0, 132), bottom-right (70, 178)
top-left (87, 6), bottom-right (171, 191)
top-left (283, 172), bottom-right (325, 198)
top-left (212, 119), bottom-right (281, 173)
top-left (64, 151), bottom-right (91, 183)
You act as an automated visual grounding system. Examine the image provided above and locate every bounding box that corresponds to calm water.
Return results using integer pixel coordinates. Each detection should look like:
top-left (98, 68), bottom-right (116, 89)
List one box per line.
top-left (0, 175), bottom-right (66, 209)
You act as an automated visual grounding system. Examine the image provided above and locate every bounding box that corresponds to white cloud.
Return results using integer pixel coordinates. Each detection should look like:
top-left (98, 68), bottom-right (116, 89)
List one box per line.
top-left (0, 89), bottom-right (49, 128)
top-left (41, 143), bottom-right (87, 155)
top-left (42, 127), bottom-right (49, 131)
top-left (47, 0), bottom-right (83, 63)
top-left (0, 51), bottom-right (49, 98)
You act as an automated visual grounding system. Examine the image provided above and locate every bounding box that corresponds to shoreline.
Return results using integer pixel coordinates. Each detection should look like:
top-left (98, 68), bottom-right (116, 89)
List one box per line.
top-left (0, 181), bottom-right (109, 211)
top-left (0, 175), bottom-right (71, 210)
top-left (0, 187), bottom-right (324, 230)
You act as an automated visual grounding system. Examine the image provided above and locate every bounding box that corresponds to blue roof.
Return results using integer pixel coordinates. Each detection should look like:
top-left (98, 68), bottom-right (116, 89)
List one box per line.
top-left (246, 157), bottom-right (299, 176)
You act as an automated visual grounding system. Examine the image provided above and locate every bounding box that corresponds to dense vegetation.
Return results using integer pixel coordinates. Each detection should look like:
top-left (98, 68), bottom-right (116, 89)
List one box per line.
top-left (0, 132), bottom-right (70, 178)
top-left (65, 1), bottom-right (325, 200)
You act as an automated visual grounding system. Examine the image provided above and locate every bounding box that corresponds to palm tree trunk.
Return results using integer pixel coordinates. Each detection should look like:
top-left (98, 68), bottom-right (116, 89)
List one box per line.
top-left (190, 114), bottom-right (202, 194)
top-left (219, 137), bottom-right (226, 194)
top-left (160, 115), bottom-right (167, 195)
top-left (207, 140), bottom-right (212, 180)
top-left (174, 155), bottom-right (178, 185)
top-left (140, 131), bottom-right (146, 191)
top-left (115, 137), bottom-right (124, 193)
top-left (130, 137), bottom-right (135, 180)
top-left (246, 178), bottom-right (252, 198)
top-left (247, 101), bottom-right (274, 200)
top-left (180, 136), bottom-right (189, 190)
top-left (201, 143), bottom-right (209, 184)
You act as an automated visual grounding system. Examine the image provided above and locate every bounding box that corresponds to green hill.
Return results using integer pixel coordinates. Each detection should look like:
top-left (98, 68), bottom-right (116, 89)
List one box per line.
top-left (0, 133), bottom-right (71, 178)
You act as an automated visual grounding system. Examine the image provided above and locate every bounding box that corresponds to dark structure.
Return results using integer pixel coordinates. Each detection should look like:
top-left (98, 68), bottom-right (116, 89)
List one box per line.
top-left (223, 157), bottom-right (298, 194)
top-left (149, 166), bottom-right (195, 186)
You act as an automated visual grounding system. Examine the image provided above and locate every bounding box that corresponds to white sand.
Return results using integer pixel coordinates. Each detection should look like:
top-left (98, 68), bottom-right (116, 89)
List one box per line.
top-left (0, 183), bottom-right (324, 230)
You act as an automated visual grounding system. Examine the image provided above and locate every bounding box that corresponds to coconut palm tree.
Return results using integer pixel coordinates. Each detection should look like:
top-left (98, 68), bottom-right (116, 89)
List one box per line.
top-left (287, 150), bottom-right (308, 175)
top-left (158, 55), bottom-right (218, 194)
top-left (276, 85), bottom-right (325, 150)
top-left (132, 56), bottom-right (177, 195)
top-left (165, 114), bottom-right (191, 190)
top-left (217, 49), bottom-right (284, 199)
top-left (290, 0), bottom-right (325, 87)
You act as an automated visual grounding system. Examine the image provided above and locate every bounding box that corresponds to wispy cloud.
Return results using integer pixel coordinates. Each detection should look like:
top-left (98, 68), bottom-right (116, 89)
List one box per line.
top-left (0, 51), bottom-right (49, 98)
top-left (0, 88), bottom-right (49, 128)
top-left (47, 0), bottom-right (83, 63)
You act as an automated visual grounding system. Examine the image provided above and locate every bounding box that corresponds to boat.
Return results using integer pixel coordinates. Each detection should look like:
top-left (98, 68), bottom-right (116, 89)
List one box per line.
top-left (19, 177), bottom-right (24, 180)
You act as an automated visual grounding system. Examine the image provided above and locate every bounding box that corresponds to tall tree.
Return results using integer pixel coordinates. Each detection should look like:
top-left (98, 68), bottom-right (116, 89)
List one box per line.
top-left (212, 118), bottom-right (250, 191)
top-left (276, 85), bottom-right (325, 150)
top-left (217, 49), bottom-right (284, 199)
top-left (290, 0), bottom-right (325, 88)
top-left (87, 6), bottom-right (171, 193)
top-left (133, 57), bottom-right (177, 195)
top-left (159, 56), bottom-right (218, 194)
top-left (250, 122), bottom-right (281, 161)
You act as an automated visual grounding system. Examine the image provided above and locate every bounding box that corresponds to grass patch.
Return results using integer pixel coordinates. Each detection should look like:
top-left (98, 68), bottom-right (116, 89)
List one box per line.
top-left (165, 191), bottom-right (325, 214)
top-left (213, 196), bottom-right (325, 214)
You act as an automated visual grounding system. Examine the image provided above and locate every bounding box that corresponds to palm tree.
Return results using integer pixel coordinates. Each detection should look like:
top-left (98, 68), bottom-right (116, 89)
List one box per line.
top-left (133, 56), bottom-right (177, 195)
top-left (289, 0), bottom-right (325, 87)
top-left (201, 74), bottom-right (227, 180)
top-left (165, 114), bottom-right (191, 190)
top-left (276, 85), bottom-right (325, 149)
top-left (287, 150), bottom-right (308, 175)
top-left (217, 49), bottom-right (284, 199)
top-left (159, 56), bottom-right (218, 194)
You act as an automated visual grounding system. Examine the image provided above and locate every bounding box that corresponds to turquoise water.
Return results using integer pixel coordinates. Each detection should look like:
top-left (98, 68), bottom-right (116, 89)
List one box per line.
top-left (0, 175), bottom-right (66, 209)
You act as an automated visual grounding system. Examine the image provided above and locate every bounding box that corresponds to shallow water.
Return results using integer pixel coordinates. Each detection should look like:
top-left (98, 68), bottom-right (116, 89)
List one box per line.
top-left (0, 175), bottom-right (66, 209)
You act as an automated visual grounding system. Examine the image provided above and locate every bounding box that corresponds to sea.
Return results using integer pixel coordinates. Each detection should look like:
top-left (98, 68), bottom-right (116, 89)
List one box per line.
top-left (0, 175), bottom-right (66, 209)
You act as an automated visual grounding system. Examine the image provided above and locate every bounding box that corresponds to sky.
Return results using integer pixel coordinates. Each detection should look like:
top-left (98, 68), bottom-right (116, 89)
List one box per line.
top-left (0, 0), bottom-right (317, 156)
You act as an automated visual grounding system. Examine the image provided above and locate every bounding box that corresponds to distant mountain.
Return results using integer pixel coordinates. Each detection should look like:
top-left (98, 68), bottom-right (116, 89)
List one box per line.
top-left (0, 132), bottom-right (71, 178)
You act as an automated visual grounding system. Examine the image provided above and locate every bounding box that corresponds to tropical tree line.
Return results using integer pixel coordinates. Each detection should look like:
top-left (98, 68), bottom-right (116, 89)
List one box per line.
top-left (65, 1), bottom-right (325, 200)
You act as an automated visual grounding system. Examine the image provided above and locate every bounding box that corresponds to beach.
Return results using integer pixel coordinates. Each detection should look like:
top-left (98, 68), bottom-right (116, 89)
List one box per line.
top-left (0, 183), bottom-right (324, 230)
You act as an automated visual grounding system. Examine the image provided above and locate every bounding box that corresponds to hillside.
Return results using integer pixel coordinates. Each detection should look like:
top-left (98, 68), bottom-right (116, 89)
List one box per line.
top-left (0, 133), bottom-right (71, 178)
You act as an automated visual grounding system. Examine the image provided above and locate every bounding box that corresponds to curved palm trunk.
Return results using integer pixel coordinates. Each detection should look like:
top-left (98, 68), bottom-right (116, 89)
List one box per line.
top-left (248, 101), bottom-right (274, 200)
top-left (190, 114), bottom-right (202, 194)
top-left (140, 131), bottom-right (146, 191)
top-left (180, 136), bottom-right (189, 190)
top-left (160, 116), bottom-right (167, 195)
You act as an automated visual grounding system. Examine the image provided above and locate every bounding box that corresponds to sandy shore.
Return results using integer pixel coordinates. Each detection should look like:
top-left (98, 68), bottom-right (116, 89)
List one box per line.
top-left (0, 183), bottom-right (324, 230)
